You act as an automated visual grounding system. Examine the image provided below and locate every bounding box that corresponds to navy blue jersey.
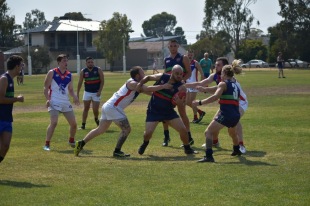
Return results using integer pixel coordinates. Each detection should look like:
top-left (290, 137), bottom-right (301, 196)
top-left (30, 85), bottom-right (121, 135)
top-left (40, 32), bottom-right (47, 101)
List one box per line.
top-left (147, 74), bottom-right (182, 115)
top-left (0, 73), bottom-right (14, 122)
top-left (164, 53), bottom-right (185, 74)
top-left (81, 67), bottom-right (101, 93)
top-left (214, 80), bottom-right (240, 127)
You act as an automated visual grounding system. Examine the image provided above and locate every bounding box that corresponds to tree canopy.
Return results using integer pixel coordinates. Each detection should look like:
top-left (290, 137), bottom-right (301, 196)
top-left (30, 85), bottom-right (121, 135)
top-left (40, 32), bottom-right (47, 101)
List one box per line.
top-left (0, 0), bottom-right (19, 50)
top-left (23, 9), bottom-right (47, 29)
top-left (93, 12), bottom-right (133, 70)
top-left (203, 0), bottom-right (257, 57)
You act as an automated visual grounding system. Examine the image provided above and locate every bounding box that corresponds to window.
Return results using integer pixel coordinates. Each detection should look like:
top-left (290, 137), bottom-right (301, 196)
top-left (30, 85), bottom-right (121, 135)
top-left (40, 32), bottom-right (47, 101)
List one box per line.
top-left (86, 33), bottom-right (92, 47)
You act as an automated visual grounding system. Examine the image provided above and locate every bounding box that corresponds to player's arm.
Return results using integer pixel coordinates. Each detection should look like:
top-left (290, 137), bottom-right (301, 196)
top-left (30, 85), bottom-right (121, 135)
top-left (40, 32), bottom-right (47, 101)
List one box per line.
top-left (135, 73), bottom-right (163, 93)
top-left (193, 82), bottom-right (226, 106)
top-left (195, 61), bottom-right (204, 80)
top-left (185, 73), bottom-right (214, 88)
top-left (68, 75), bottom-right (80, 106)
top-left (97, 67), bottom-right (104, 97)
top-left (43, 70), bottom-right (53, 101)
top-left (182, 55), bottom-right (191, 81)
top-left (76, 70), bottom-right (84, 100)
top-left (0, 76), bottom-right (23, 104)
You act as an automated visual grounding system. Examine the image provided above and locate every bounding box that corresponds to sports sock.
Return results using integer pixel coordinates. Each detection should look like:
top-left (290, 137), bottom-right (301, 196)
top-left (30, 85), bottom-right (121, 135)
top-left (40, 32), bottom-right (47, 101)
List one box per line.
top-left (45, 141), bottom-right (50, 146)
top-left (206, 148), bottom-right (213, 156)
top-left (213, 139), bottom-right (218, 144)
top-left (233, 145), bottom-right (240, 151)
top-left (69, 137), bottom-right (74, 143)
top-left (239, 141), bottom-right (244, 145)
top-left (114, 148), bottom-right (120, 153)
top-left (194, 115), bottom-right (198, 119)
top-left (188, 132), bottom-right (193, 140)
top-left (81, 123), bottom-right (86, 127)
top-left (0, 156), bottom-right (4, 163)
top-left (164, 130), bottom-right (169, 138)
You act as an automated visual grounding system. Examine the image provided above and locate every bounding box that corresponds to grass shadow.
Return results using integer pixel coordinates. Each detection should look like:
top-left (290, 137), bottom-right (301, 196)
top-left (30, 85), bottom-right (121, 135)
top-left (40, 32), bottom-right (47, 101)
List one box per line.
top-left (0, 180), bottom-right (50, 188)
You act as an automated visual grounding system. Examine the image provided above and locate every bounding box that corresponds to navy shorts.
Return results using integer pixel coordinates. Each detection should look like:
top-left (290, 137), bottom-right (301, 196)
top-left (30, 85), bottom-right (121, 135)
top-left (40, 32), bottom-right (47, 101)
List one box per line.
top-left (146, 110), bottom-right (179, 122)
top-left (0, 121), bottom-right (13, 133)
top-left (214, 111), bottom-right (240, 128)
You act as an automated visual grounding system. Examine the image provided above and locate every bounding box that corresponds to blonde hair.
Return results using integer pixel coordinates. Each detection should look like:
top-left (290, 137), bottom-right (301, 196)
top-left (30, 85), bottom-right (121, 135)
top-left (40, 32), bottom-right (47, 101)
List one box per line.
top-left (222, 59), bottom-right (242, 77)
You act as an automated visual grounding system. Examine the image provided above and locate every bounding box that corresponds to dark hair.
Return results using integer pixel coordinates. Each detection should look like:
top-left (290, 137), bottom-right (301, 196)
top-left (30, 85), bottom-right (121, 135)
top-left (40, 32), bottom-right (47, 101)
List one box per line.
top-left (86, 57), bottom-right (93, 62)
top-left (169, 39), bottom-right (179, 44)
top-left (7, 55), bottom-right (23, 70)
top-left (56, 54), bottom-right (67, 62)
top-left (130, 66), bottom-right (142, 79)
top-left (216, 57), bottom-right (229, 66)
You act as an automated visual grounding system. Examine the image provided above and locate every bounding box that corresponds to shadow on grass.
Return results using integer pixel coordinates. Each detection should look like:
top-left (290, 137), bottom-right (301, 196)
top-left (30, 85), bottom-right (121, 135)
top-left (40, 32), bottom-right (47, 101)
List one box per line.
top-left (0, 180), bottom-right (50, 188)
top-left (56, 149), bottom-right (93, 155)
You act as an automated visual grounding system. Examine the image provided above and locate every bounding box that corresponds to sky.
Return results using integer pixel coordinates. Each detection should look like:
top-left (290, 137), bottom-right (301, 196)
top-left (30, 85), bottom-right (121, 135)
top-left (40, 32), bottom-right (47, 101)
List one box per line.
top-left (6, 0), bottom-right (283, 44)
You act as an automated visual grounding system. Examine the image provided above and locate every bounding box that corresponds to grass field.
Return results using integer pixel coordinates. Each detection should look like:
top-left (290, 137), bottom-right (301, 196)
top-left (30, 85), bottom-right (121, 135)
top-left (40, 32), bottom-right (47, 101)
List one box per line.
top-left (0, 69), bottom-right (309, 205)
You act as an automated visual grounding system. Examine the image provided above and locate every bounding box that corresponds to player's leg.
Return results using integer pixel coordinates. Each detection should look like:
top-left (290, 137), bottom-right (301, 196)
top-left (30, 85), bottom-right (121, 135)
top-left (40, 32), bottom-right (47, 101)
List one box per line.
top-left (139, 121), bottom-right (159, 155)
top-left (44, 110), bottom-right (59, 150)
top-left (0, 129), bottom-right (12, 162)
top-left (113, 118), bottom-right (131, 157)
top-left (198, 120), bottom-right (224, 162)
top-left (168, 118), bottom-right (197, 154)
top-left (162, 121), bottom-right (170, 146)
top-left (177, 102), bottom-right (194, 145)
top-left (63, 110), bottom-right (77, 147)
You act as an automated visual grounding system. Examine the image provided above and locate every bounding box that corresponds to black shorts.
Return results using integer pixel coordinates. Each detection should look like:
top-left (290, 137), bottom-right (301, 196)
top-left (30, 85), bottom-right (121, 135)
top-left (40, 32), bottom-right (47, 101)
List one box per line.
top-left (146, 110), bottom-right (179, 122)
top-left (214, 110), bottom-right (240, 128)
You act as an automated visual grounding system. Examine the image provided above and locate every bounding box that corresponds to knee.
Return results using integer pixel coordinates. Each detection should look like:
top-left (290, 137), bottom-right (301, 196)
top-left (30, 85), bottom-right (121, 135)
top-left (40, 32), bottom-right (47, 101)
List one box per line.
top-left (123, 126), bottom-right (131, 136)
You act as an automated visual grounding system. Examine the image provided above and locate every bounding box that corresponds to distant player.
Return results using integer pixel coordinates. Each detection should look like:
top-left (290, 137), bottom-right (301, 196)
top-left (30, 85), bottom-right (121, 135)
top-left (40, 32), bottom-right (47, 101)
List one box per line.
top-left (77, 57), bottom-right (104, 129)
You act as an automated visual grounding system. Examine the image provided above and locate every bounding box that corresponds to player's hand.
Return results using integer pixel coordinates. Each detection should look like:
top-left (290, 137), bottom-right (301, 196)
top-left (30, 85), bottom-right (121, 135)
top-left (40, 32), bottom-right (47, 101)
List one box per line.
top-left (192, 100), bottom-right (199, 107)
top-left (17, 95), bottom-right (24, 102)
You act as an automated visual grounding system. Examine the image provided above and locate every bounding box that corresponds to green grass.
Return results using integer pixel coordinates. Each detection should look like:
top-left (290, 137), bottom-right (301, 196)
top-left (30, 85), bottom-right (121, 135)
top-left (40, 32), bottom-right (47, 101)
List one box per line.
top-left (1, 69), bottom-right (310, 205)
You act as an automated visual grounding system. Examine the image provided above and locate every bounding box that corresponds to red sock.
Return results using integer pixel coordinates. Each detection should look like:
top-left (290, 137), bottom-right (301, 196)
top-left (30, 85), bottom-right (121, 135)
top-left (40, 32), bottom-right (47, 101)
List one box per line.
top-left (45, 141), bottom-right (50, 146)
top-left (239, 141), bottom-right (244, 146)
top-left (198, 109), bottom-right (202, 115)
top-left (213, 139), bottom-right (218, 144)
top-left (69, 137), bottom-right (75, 143)
top-left (194, 115), bottom-right (198, 119)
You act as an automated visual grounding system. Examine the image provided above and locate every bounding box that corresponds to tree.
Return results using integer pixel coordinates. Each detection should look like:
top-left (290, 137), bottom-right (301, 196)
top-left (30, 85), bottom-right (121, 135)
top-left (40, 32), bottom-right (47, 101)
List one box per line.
top-left (174, 27), bottom-right (187, 45)
top-left (0, 0), bottom-right (18, 50)
top-left (238, 39), bottom-right (268, 62)
top-left (203, 0), bottom-right (257, 57)
top-left (93, 12), bottom-right (133, 71)
top-left (142, 12), bottom-right (176, 37)
top-left (21, 46), bottom-right (52, 74)
top-left (23, 9), bottom-right (48, 29)
top-left (54, 12), bottom-right (92, 21)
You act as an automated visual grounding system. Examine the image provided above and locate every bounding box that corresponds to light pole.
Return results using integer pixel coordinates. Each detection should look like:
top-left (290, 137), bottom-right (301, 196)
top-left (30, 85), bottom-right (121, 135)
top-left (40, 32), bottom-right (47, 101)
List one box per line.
top-left (122, 29), bottom-right (134, 74)
top-left (76, 25), bottom-right (80, 74)
top-left (27, 23), bottom-right (32, 76)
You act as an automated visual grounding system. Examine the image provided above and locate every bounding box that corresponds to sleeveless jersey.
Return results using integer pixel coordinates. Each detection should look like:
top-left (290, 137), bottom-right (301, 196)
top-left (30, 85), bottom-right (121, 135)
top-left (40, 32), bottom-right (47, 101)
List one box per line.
top-left (0, 73), bottom-right (14, 122)
top-left (187, 60), bottom-right (199, 83)
top-left (147, 74), bottom-right (183, 114)
top-left (213, 73), bottom-right (222, 85)
top-left (219, 79), bottom-right (240, 115)
top-left (164, 53), bottom-right (185, 74)
top-left (49, 68), bottom-right (72, 102)
top-left (81, 67), bottom-right (101, 93)
top-left (106, 78), bottom-right (139, 109)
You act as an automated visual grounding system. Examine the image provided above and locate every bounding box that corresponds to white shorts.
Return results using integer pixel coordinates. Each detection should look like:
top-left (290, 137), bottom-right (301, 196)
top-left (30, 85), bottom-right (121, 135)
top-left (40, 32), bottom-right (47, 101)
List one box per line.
top-left (239, 100), bottom-right (248, 112)
top-left (100, 103), bottom-right (126, 121)
top-left (187, 88), bottom-right (198, 93)
top-left (48, 100), bottom-right (73, 113)
top-left (83, 91), bottom-right (101, 102)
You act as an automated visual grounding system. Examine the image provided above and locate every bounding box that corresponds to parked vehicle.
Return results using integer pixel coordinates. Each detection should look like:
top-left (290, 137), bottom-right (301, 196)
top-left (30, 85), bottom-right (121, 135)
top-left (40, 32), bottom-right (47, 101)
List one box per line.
top-left (277, 59), bottom-right (309, 68)
top-left (241, 60), bottom-right (269, 68)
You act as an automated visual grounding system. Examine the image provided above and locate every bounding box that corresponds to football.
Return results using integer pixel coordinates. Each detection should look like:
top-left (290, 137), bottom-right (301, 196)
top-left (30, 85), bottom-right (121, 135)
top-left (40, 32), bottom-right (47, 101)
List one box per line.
top-left (171, 91), bottom-right (186, 106)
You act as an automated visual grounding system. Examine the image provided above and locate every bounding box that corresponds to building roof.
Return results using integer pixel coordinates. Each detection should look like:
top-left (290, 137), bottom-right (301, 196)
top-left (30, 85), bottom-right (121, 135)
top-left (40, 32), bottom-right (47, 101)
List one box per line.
top-left (3, 46), bottom-right (24, 55)
top-left (129, 42), bottom-right (168, 53)
top-left (22, 20), bottom-right (101, 33)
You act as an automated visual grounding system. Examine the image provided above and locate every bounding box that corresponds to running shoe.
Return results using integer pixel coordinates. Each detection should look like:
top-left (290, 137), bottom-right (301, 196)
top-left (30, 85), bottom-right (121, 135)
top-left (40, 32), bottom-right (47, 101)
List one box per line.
top-left (239, 145), bottom-right (246, 154)
top-left (162, 136), bottom-right (170, 147)
top-left (113, 151), bottom-right (130, 157)
top-left (43, 145), bottom-right (50, 151)
top-left (74, 141), bottom-right (84, 156)
top-left (197, 156), bottom-right (215, 163)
